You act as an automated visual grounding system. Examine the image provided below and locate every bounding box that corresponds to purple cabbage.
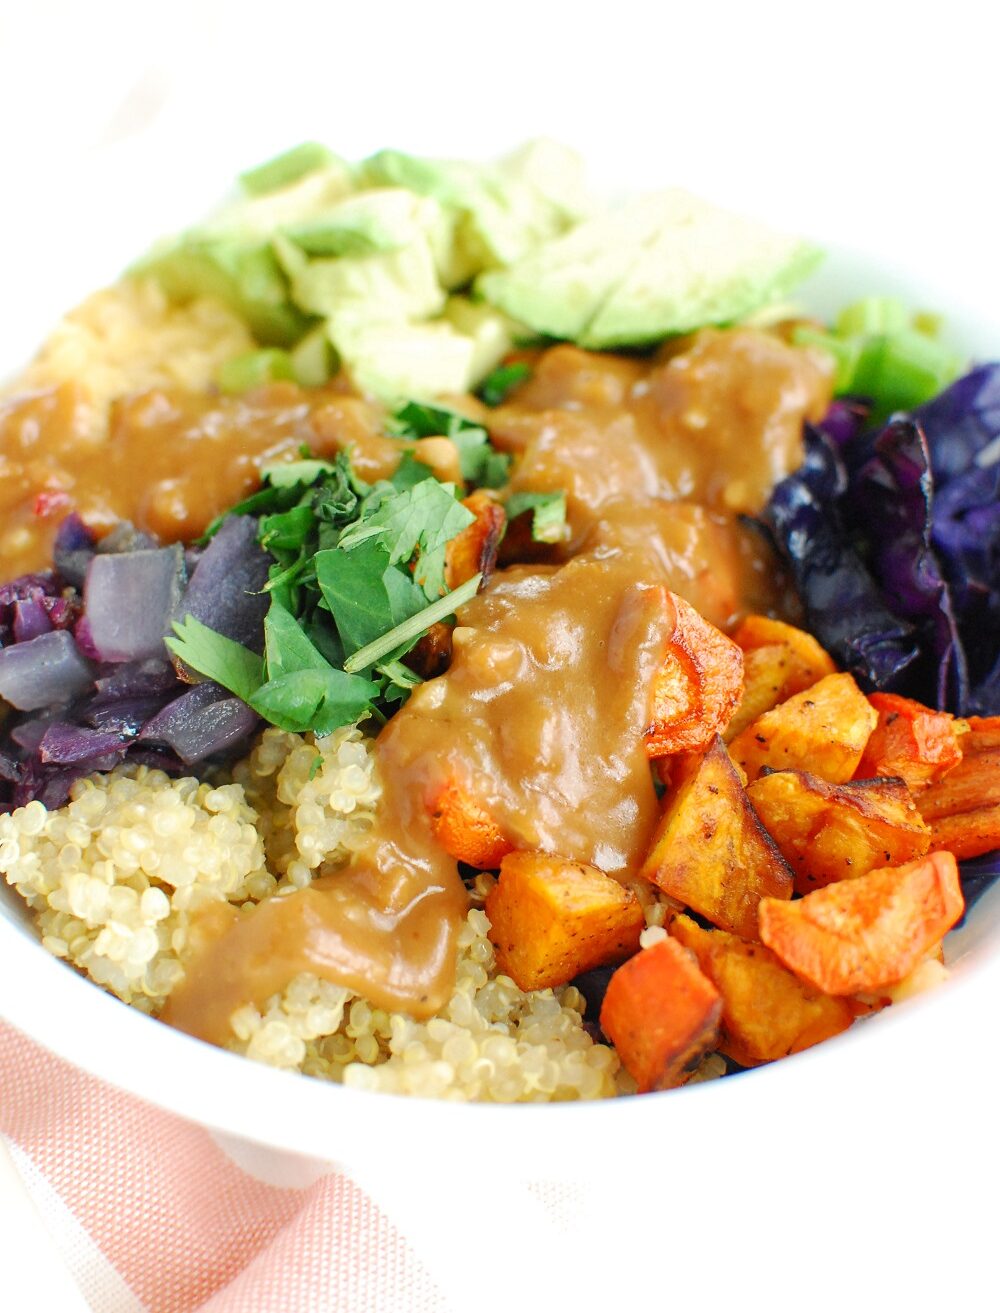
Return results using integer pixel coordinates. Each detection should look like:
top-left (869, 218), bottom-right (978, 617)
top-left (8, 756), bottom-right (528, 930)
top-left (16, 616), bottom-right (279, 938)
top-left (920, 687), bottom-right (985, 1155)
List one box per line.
top-left (0, 631), bottom-right (94, 711)
top-left (763, 361), bottom-right (1000, 716)
top-left (139, 681), bottom-right (260, 765)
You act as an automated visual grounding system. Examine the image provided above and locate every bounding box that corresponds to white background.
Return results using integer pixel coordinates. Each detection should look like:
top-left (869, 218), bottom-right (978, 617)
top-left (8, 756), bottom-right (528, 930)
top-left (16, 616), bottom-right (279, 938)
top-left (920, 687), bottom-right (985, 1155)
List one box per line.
top-left (1, 1), bottom-right (999, 1308)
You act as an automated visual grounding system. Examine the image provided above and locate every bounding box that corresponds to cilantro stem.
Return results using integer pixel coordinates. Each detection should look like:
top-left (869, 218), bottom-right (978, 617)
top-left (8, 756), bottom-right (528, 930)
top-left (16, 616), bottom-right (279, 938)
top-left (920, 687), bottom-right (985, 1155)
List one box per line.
top-left (342, 573), bottom-right (483, 674)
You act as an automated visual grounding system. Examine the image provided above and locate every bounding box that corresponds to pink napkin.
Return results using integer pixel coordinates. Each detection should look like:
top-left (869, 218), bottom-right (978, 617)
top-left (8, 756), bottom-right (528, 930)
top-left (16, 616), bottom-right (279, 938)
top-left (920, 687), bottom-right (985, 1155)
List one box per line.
top-left (0, 1021), bottom-right (452, 1312)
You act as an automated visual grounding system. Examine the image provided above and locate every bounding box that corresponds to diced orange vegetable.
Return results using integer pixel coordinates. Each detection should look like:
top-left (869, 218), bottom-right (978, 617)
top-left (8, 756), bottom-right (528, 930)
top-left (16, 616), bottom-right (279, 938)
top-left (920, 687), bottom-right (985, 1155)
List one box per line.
top-left (758, 851), bottom-right (964, 995)
top-left (485, 851), bottom-right (644, 991)
top-left (917, 718), bottom-right (1000, 859)
top-left (732, 615), bottom-right (837, 682)
top-left (725, 619), bottom-right (837, 741)
top-left (430, 780), bottom-right (513, 869)
top-left (670, 914), bottom-right (853, 1065)
top-left (640, 736), bottom-right (793, 938)
top-left (445, 489), bottom-right (506, 589)
top-left (728, 672), bottom-right (877, 784)
top-left (854, 692), bottom-right (967, 793)
top-left (599, 937), bottom-right (721, 1092)
top-left (644, 591), bottom-right (744, 758)
top-left (746, 769), bottom-right (930, 893)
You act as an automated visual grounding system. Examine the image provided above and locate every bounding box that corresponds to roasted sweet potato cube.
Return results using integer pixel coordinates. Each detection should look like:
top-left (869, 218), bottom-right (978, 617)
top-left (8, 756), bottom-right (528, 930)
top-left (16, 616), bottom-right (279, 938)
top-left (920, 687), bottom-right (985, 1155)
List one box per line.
top-left (485, 851), bottom-right (644, 991)
top-left (445, 489), bottom-right (506, 589)
top-left (430, 780), bottom-right (513, 869)
top-left (758, 851), bottom-right (964, 995)
top-left (670, 914), bottom-right (853, 1065)
top-left (640, 736), bottom-right (793, 938)
top-left (855, 692), bottom-right (967, 793)
top-left (728, 672), bottom-right (877, 784)
top-left (724, 645), bottom-right (800, 743)
top-left (917, 719), bottom-right (1000, 859)
top-left (599, 936), bottom-right (721, 1092)
top-left (644, 591), bottom-right (744, 758)
top-left (747, 769), bottom-right (930, 893)
top-left (732, 615), bottom-right (837, 685)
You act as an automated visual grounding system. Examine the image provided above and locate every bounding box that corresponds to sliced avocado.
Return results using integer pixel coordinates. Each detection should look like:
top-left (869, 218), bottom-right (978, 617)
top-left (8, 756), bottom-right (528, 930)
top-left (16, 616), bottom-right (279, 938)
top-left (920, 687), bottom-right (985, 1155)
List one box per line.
top-left (283, 188), bottom-right (447, 258)
top-left (359, 147), bottom-right (577, 273)
top-left (498, 138), bottom-right (593, 223)
top-left (289, 323), bottom-right (335, 386)
top-left (581, 191), bottom-right (822, 348)
top-left (331, 319), bottom-right (477, 402)
top-left (196, 161), bottom-right (355, 244)
top-left (135, 239), bottom-right (310, 346)
top-left (443, 296), bottom-right (516, 384)
top-left (239, 142), bottom-right (336, 196)
top-left (475, 193), bottom-right (671, 341)
top-left (273, 231), bottom-right (444, 323)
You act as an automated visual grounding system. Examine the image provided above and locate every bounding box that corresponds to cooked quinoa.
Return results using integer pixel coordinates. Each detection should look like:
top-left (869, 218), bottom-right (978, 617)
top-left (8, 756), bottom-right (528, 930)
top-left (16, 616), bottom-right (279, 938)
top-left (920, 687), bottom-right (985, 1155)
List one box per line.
top-left (0, 726), bottom-right (684, 1101)
top-left (0, 279), bottom-right (255, 427)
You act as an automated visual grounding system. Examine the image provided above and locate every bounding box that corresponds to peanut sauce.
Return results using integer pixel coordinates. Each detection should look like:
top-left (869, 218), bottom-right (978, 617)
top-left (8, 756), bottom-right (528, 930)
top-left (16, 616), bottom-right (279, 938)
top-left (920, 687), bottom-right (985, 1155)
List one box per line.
top-left (1, 326), bottom-right (833, 1036)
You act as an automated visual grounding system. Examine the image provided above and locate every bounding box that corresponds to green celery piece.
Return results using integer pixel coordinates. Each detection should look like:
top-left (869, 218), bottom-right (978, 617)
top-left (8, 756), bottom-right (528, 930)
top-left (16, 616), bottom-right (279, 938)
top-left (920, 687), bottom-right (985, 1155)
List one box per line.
top-left (851, 331), bottom-right (962, 415)
top-left (835, 296), bottom-right (910, 338)
top-left (504, 491), bottom-right (567, 543)
top-left (337, 480), bottom-right (474, 565)
top-left (240, 143), bottom-right (334, 196)
top-left (166, 617), bottom-right (264, 703)
top-left (217, 348), bottom-right (295, 394)
top-left (792, 325), bottom-right (862, 393)
top-left (343, 573), bottom-right (483, 674)
top-left (478, 361), bottom-right (531, 406)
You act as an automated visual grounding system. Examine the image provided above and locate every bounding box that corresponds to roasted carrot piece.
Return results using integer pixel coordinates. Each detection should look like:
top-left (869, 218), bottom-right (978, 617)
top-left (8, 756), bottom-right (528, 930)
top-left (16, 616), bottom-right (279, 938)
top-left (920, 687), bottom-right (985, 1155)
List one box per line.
top-left (854, 692), bottom-right (968, 793)
top-left (485, 851), bottom-right (644, 991)
top-left (430, 781), bottom-right (513, 869)
top-left (445, 489), bottom-right (506, 589)
top-left (645, 591), bottom-right (744, 758)
top-left (640, 736), bottom-right (793, 938)
top-left (670, 914), bottom-right (853, 1065)
top-left (917, 718), bottom-right (1000, 859)
top-left (746, 769), bottom-right (930, 893)
top-left (600, 937), bottom-right (721, 1092)
top-left (728, 672), bottom-right (877, 784)
top-left (758, 851), bottom-right (964, 995)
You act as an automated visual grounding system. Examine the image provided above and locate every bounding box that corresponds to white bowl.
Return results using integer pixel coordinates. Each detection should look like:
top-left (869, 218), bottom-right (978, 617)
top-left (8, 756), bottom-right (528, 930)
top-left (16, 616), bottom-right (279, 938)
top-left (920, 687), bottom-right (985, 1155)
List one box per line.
top-left (2, 74), bottom-right (1000, 1302)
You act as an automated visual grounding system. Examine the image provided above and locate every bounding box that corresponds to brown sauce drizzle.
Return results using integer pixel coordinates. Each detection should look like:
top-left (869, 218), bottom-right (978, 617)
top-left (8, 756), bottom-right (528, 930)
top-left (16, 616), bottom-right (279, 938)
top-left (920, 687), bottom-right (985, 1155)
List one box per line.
top-left (1, 326), bottom-right (833, 1041)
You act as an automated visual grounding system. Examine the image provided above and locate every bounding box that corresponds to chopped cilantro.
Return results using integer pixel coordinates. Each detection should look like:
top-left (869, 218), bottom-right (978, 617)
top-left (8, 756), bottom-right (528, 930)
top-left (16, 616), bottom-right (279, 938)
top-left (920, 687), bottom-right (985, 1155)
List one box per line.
top-left (477, 361), bottom-right (531, 406)
top-left (173, 446), bottom-right (483, 735)
top-left (504, 490), bottom-right (568, 544)
top-left (390, 400), bottom-right (512, 489)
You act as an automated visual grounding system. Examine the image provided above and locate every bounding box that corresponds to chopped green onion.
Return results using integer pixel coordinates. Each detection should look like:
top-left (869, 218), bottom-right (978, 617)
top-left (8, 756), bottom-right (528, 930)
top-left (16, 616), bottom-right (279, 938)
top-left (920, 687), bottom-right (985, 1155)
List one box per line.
top-left (217, 349), bottom-right (295, 394)
top-left (239, 142), bottom-right (333, 196)
top-left (343, 573), bottom-right (482, 674)
top-left (835, 296), bottom-right (909, 338)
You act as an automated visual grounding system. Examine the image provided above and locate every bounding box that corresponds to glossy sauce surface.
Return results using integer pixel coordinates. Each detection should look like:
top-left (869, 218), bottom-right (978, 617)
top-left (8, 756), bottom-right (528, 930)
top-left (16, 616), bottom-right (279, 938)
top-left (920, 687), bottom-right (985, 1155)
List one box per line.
top-left (2, 326), bottom-right (831, 1033)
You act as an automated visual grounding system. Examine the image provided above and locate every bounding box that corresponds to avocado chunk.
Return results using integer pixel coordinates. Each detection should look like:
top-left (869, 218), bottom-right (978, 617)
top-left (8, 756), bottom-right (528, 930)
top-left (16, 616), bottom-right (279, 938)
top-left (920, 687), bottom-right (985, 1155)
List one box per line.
top-left (331, 319), bottom-right (478, 402)
top-left (135, 239), bottom-right (310, 346)
top-left (272, 231), bottom-right (444, 324)
top-left (284, 188), bottom-right (448, 258)
top-left (476, 193), bottom-right (672, 341)
top-left (581, 191), bottom-right (821, 348)
top-left (239, 142), bottom-right (336, 196)
top-left (478, 189), bottom-right (820, 348)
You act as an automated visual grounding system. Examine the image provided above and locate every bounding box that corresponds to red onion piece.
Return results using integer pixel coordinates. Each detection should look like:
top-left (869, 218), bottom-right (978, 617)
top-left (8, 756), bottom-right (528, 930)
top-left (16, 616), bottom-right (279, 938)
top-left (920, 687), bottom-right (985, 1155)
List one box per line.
top-left (140, 682), bottom-right (259, 765)
top-left (84, 546), bottom-right (185, 663)
top-left (0, 630), bottom-right (94, 711)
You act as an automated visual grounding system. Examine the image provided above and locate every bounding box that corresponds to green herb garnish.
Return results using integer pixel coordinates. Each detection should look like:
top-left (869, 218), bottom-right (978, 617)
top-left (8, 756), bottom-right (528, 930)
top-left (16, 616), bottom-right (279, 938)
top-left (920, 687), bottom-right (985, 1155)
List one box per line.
top-left (391, 401), bottom-right (512, 488)
top-left (169, 450), bottom-right (481, 734)
top-left (477, 361), bottom-right (531, 406)
top-left (505, 490), bottom-right (568, 544)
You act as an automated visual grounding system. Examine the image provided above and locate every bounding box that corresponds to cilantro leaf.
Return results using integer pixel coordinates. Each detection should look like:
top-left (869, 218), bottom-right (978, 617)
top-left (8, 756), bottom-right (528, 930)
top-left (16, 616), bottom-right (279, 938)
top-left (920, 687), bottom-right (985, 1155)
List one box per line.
top-left (505, 490), bottom-right (568, 544)
top-left (338, 481), bottom-right (474, 568)
top-left (343, 573), bottom-right (483, 674)
top-left (166, 616), bottom-right (265, 703)
top-left (477, 361), bottom-right (531, 406)
top-left (249, 667), bottom-right (378, 735)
